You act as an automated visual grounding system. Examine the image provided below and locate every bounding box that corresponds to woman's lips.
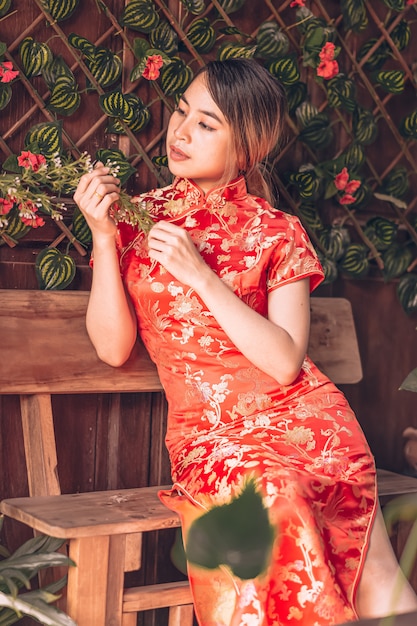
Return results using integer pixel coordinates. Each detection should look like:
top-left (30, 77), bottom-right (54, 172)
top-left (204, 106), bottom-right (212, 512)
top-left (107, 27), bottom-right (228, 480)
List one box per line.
top-left (169, 145), bottom-right (189, 161)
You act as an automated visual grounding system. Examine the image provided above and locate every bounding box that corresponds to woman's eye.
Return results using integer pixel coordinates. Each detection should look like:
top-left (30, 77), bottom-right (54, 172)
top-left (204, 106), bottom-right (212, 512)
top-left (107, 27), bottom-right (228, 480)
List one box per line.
top-left (199, 122), bottom-right (214, 131)
top-left (175, 107), bottom-right (186, 116)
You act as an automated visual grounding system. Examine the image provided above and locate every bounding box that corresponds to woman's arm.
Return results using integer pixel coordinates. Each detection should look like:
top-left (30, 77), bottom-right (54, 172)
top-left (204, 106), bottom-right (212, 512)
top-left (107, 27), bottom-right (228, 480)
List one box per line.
top-left (74, 165), bottom-right (137, 366)
top-left (147, 221), bottom-right (310, 385)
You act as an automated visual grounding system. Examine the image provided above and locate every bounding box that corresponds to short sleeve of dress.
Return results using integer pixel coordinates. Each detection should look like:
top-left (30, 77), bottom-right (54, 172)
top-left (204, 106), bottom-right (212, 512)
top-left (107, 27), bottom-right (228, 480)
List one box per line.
top-left (267, 214), bottom-right (324, 294)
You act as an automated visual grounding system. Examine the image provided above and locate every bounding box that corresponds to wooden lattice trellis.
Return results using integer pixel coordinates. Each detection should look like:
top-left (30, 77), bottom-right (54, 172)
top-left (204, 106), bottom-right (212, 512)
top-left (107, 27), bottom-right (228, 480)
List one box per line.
top-left (2, 0), bottom-right (417, 309)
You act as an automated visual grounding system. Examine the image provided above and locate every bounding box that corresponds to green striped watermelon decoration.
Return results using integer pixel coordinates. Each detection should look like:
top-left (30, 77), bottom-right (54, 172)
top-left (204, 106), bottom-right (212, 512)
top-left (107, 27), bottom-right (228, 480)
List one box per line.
top-left (35, 247), bottom-right (76, 290)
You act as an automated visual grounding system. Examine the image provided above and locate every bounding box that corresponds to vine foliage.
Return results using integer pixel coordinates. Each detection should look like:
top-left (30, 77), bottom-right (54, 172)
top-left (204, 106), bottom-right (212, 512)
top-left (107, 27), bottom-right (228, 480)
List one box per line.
top-left (1, 0), bottom-right (417, 314)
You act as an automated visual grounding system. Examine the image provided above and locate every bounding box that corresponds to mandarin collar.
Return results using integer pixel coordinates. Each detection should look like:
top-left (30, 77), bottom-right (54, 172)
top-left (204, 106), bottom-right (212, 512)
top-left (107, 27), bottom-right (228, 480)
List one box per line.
top-left (172, 176), bottom-right (248, 204)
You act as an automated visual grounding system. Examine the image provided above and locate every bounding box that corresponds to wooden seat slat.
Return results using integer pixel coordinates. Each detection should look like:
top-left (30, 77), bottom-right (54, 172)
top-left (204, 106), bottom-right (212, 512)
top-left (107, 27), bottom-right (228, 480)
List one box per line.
top-left (0, 290), bottom-right (362, 395)
top-left (377, 469), bottom-right (417, 505)
top-left (123, 581), bottom-right (192, 612)
top-left (0, 485), bottom-right (180, 538)
top-left (0, 290), bottom-right (162, 394)
top-left (2, 470), bottom-right (415, 541)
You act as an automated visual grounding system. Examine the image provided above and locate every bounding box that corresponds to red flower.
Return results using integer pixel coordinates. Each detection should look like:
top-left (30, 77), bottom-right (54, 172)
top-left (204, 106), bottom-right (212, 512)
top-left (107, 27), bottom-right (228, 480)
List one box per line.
top-left (0, 61), bottom-right (19, 83)
top-left (20, 213), bottom-right (45, 227)
top-left (317, 59), bottom-right (339, 80)
top-left (290, 0), bottom-right (305, 6)
top-left (334, 167), bottom-right (361, 205)
top-left (316, 42), bottom-right (339, 80)
top-left (142, 55), bottom-right (164, 81)
top-left (339, 194), bottom-right (357, 205)
top-left (406, 0), bottom-right (416, 5)
top-left (17, 151), bottom-right (47, 172)
top-left (334, 167), bottom-right (349, 190)
top-left (0, 197), bottom-right (14, 215)
top-left (319, 42), bottom-right (336, 62)
top-left (19, 202), bottom-right (45, 228)
top-left (345, 179), bottom-right (361, 194)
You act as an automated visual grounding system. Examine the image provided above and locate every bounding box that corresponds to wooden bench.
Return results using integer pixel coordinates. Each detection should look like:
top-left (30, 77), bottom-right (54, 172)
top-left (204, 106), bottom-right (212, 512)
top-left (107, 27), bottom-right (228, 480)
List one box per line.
top-left (2, 470), bottom-right (417, 626)
top-left (1, 289), bottom-right (416, 625)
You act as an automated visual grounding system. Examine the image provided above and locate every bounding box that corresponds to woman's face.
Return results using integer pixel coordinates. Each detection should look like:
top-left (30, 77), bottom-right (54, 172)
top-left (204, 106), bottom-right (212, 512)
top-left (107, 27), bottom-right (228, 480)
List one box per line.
top-left (166, 74), bottom-right (238, 193)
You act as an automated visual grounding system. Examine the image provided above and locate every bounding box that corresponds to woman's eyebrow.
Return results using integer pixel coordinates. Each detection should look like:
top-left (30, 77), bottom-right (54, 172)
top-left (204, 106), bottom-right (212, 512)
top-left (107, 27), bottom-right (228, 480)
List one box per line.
top-left (181, 94), bottom-right (223, 124)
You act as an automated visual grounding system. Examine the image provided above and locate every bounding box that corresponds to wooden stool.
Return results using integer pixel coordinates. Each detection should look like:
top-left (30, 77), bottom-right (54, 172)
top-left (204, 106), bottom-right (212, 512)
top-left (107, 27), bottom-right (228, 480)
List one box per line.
top-left (1, 485), bottom-right (193, 626)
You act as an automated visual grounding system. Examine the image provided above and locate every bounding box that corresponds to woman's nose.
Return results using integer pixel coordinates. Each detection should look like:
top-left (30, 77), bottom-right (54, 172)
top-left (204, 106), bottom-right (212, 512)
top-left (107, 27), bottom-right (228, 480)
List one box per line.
top-left (174, 119), bottom-right (190, 141)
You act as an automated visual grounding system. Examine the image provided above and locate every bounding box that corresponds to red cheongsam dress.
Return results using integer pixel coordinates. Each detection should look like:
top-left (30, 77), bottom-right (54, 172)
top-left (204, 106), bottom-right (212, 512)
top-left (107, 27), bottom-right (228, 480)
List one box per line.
top-left (116, 176), bottom-right (377, 626)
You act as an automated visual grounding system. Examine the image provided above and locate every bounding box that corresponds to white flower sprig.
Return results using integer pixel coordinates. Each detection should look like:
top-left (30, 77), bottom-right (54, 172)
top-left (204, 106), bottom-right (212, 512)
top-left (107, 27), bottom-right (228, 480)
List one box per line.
top-left (0, 150), bottom-right (154, 234)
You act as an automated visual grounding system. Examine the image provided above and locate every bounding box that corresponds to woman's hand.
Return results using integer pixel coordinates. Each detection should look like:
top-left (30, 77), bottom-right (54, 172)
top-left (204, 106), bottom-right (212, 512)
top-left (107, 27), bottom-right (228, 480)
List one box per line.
top-left (73, 163), bottom-right (120, 240)
top-left (147, 221), bottom-right (212, 289)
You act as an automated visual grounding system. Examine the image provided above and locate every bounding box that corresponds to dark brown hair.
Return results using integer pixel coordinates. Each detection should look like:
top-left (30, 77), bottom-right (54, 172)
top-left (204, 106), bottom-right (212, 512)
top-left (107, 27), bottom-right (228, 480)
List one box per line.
top-left (196, 59), bottom-right (287, 204)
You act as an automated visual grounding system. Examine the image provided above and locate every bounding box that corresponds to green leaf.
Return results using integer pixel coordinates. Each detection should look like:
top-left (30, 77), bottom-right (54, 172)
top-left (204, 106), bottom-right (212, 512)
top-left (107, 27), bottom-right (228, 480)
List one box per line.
top-left (400, 369), bottom-right (417, 393)
top-left (382, 244), bottom-right (413, 281)
top-left (381, 0), bottom-right (405, 11)
top-left (374, 70), bottom-right (405, 95)
top-left (357, 39), bottom-right (389, 72)
top-left (132, 37), bottom-right (150, 60)
top-left (298, 113), bottom-right (333, 149)
top-left (326, 73), bottom-right (356, 112)
top-left (340, 0), bottom-right (368, 32)
top-left (71, 208), bottom-right (92, 247)
top-left (363, 217), bottom-right (398, 252)
top-left (48, 77), bottom-right (80, 116)
top-left (284, 81), bottom-right (307, 114)
top-left (186, 17), bottom-right (216, 54)
top-left (152, 154), bottom-right (168, 168)
top-left (0, 590), bottom-right (76, 626)
top-left (160, 58), bottom-right (193, 96)
top-left (217, 43), bottom-right (257, 61)
top-left (398, 274), bottom-right (417, 315)
top-left (256, 21), bottom-right (289, 59)
top-left (400, 109), bottom-right (417, 140)
top-left (318, 226), bottom-right (350, 261)
top-left (149, 22), bottom-right (178, 55)
top-left (99, 89), bottom-right (134, 120)
top-left (24, 122), bottom-right (63, 159)
top-left (19, 38), bottom-right (53, 78)
top-left (0, 83), bottom-right (11, 111)
top-left (170, 528), bottom-right (188, 575)
top-left (180, 0), bottom-right (206, 14)
top-left (42, 56), bottom-right (75, 91)
top-left (186, 479), bottom-right (275, 580)
top-left (87, 47), bottom-right (122, 88)
top-left (379, 166), bottom-right (409, 199)
top-left (217, 0), bottom-right (246, 14)
top-left (41, 0), bottom-right (80, 22)
top-left (68, 33), bottom-right (96, 60)
top-left (96, 148), bottom-right (136, 184)
top-left (35, 248), bottom-right (76, 290)
top-left (100, 91), bottom-right (150, 133)
top-left (352, 107), bottom-right (378, 145)
top-left (268, 55), bottom-right (300, 85)
top-left (0, 206), bottom-right (31, 247)
top-left (0, 0), bottom-right (12, 19)
top-left (374, 192), bottom-right (408, 210)
top-left (338, 243), bottom-right (370, 278)
top-left (120, 0), bottom-right (160, 33)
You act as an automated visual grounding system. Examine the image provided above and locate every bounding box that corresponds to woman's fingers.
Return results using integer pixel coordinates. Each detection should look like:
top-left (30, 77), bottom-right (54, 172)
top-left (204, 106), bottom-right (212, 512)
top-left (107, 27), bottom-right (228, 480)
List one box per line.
top-left (74, 163), bottom-right (120, 205)
top-left (73, 163), bottom-right (121, 239)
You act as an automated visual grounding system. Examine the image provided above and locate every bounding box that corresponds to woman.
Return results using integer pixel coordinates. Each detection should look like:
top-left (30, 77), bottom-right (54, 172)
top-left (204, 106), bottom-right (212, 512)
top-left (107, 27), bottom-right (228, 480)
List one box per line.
top-left (74, 59), bottom-right (417, 625)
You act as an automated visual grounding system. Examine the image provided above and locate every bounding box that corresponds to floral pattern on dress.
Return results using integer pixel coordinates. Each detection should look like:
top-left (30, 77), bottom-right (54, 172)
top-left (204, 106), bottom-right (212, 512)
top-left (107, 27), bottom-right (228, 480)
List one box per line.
top-left (116, 176), bottom-right (377, 626)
